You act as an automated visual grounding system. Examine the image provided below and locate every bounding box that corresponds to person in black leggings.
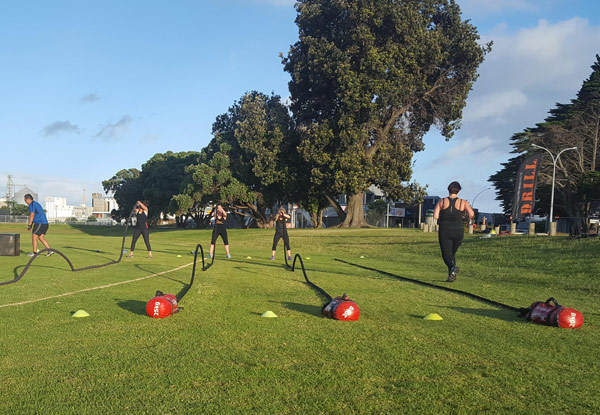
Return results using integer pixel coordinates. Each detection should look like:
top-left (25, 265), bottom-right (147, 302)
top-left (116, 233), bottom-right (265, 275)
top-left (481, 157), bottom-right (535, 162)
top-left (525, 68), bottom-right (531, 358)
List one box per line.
top-left (270, 206), bottom-right (291, 260)
top-left (208, 204), bottom-right (231, 259)
top-left (433, 182), bottom-right (474, 282)
top-left (127, 200), bottom-right (152, 258)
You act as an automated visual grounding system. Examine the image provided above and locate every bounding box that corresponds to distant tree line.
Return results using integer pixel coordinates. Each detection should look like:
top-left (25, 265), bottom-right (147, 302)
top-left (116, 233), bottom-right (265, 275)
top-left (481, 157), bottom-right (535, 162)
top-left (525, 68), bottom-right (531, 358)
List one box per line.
top-left (103, 0), bottom-right (489, 228)
top-left (490, 55), bottom-right (600, 219)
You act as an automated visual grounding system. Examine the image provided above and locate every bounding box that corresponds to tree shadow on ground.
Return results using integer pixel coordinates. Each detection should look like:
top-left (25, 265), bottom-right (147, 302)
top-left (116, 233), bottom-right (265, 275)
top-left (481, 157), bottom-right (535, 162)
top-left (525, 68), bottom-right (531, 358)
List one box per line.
top-left (271, 300), bottom-right (323, 317)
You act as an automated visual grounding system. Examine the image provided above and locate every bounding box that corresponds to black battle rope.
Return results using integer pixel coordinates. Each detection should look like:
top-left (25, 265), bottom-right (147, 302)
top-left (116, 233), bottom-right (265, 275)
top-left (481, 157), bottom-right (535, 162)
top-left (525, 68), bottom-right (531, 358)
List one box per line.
top-left (335, 258), bottom-right (526, 313)
top-left (176, 243), bottom-right (211, 302)
top-left (285, 253), bottom-right (333, 301)
top-left (0, 206), bottom-right (137, 286)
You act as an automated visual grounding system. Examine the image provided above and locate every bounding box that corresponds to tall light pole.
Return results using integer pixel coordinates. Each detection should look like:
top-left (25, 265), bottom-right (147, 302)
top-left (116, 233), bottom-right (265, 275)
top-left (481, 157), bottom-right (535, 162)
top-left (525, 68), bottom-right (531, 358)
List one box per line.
top-left (471, 187), bottom-right (491, 208)
top-left (531, 144), bottom-right (577, 225)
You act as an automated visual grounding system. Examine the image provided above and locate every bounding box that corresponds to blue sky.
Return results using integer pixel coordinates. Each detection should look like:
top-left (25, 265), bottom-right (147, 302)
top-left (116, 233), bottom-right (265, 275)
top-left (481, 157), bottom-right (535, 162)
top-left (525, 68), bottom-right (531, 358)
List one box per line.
top-left (1, 0), bottom-right (599, 213)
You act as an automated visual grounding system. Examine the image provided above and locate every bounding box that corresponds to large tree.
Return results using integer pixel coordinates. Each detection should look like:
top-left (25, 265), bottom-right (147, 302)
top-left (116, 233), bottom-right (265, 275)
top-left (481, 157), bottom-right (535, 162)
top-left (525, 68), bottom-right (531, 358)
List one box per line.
top-left (206, 91), bottom-right (299, 228)
top-left (490, 55), bottom-right (600, 218)
top-left (169, 144), bottom-right (255, 228)
top-left (102, 168), bottom-right (141, 221)
top-left (282, 0), bottom-right (489, 226)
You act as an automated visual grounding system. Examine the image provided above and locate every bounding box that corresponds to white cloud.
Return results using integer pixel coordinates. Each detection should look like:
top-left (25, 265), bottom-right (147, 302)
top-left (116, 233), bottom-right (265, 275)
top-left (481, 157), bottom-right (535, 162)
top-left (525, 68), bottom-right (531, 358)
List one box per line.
top-left (140, 134), bottom-right (160, 143)
top-left (94, 116), bottom-right (133, 141)
top-left (429, 136), bottom-right (499, 167)
top-left (464, 89), bottom-right (528, 123)
top-left (480, 17), bottom-right (600, 92)
top-left (41, 121), bottom-right (81, 137)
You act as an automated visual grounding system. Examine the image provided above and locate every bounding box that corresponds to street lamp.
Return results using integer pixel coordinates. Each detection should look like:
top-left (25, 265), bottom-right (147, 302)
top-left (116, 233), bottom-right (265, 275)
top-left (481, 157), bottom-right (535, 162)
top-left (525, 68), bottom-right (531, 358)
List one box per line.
top-left (471, 187), bottom-right (491, 208)
top-left (531, 144), bottom-right (577, 225)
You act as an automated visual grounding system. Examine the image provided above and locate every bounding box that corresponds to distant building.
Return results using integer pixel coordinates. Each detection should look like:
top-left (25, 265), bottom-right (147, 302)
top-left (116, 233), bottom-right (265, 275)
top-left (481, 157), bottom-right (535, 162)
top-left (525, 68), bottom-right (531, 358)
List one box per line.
top-left (44, 196), bottom-right (93, 222)
top-left (91, 192), bottom-right (118, 219)
top-left (14, 187), bottom-right (38, 204)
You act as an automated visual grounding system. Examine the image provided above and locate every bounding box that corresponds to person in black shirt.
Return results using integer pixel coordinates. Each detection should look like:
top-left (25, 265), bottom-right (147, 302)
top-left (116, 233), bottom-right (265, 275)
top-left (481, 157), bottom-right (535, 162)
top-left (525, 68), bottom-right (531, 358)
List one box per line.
top-left (271, 206), bottom-right (291, 260)
top-left (127, 200), bottom-right (152, 258)
top-left (433, 182), bottom-right (474, 282)
top-left (208, 204), bottom-right (231, 259)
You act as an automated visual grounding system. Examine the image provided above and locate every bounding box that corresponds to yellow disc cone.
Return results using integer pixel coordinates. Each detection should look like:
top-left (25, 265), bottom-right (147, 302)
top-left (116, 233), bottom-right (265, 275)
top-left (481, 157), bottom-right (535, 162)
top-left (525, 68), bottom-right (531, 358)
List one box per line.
top-left (177, 255), bottom-right (182, 258)
top-left (72, 310), bottom-right (90, 318)
top-left (423, 313), bottom-right (443, 321)
top-left (261, 311), bottom-right (278, 318)
top-left (246, 256), bottom-right (252, 259)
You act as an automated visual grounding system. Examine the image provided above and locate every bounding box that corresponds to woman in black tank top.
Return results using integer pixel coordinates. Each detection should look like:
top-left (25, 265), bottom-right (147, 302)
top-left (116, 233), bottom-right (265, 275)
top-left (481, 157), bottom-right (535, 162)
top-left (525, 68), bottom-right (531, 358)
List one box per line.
top-left (127, 200), bottom-right (152, 258)
top-left (208, 204), bottom-right (231, 259)
top-left (271, 206), bottom-right (291, 260)
top-left (433, 182), bottom-right (474, 282)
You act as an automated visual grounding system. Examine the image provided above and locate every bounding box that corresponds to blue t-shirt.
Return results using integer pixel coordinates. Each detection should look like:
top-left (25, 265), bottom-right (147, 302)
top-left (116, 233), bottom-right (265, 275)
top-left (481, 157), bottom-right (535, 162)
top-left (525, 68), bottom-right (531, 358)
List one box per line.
top-left (28, 200), bottom-right (48, 224)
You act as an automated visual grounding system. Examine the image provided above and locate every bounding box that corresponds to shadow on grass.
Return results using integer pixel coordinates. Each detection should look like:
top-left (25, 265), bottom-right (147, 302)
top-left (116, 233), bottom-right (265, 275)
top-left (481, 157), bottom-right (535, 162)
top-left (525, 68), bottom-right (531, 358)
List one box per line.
top-left (438, 305), bottom-right (521, 323)
top-left (115, 299), bottom-right (147, 316)
top-left (272, 300), bottom-right (323, 318)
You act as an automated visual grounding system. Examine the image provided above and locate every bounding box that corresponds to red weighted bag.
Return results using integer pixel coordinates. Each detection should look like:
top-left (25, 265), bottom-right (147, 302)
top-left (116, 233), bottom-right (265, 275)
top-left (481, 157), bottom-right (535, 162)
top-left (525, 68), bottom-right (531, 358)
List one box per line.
top-left (146, 291), bottom-right (179, 318)
top-left (525, 297), bottom-right (584, 329)
top-left (322, 294), bottom-right (360, 321)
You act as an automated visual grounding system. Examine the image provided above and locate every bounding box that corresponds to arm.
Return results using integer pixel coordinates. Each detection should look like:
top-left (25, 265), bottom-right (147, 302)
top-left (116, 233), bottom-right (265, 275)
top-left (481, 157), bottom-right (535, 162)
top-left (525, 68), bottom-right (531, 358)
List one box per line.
top-left (464, 201), bottom-right (475, 220)
top-left (28, 211), bottom-right (34, 228)
top-left (136, 201), bottom-right (148, 214)
top-left (433, 199), bottom-right (442, 220)
top-left (220, 207), bottom-right (227, 219)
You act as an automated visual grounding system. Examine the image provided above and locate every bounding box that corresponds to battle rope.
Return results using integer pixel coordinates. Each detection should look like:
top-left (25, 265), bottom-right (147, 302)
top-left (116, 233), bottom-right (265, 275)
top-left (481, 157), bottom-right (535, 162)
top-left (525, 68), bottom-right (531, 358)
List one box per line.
top-left (284, 253), bottom-right (332, 301)
top-left (335, 258), bottom-right (526, 313)
top-left (176, 243), bottom-right (210, 302)
top-left (1, 207), bottom-right (136, 286)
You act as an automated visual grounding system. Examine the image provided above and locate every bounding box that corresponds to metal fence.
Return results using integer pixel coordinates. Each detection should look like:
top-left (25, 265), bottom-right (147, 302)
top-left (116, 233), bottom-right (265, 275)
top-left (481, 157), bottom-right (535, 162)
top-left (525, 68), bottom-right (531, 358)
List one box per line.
top-left (0, 215), bottom-right (118, 226)
top-left (0, 215), bottom-right (28, 223)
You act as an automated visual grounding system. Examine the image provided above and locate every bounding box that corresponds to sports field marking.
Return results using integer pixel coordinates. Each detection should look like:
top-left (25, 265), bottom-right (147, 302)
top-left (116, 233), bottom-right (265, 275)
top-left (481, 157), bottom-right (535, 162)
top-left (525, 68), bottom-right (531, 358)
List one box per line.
top-left (0, 262), bottom-right (193, 309)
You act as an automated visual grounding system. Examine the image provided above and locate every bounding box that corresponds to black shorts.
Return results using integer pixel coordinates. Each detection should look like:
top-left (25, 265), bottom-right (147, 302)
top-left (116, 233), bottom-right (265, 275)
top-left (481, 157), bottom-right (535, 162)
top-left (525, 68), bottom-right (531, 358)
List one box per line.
top-left (32, 223), bottom-right (49, 236)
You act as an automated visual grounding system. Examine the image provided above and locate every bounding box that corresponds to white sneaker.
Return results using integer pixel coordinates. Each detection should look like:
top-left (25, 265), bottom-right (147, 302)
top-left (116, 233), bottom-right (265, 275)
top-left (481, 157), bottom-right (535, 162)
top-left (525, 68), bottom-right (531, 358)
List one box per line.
top-left (27, 252), bottom-right (38, 257)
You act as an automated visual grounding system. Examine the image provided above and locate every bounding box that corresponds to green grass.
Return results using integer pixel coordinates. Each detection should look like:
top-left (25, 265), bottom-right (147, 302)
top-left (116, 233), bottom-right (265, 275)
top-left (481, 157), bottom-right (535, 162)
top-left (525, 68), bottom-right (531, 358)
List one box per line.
top-left (1, 224), bottom-right (598, 414)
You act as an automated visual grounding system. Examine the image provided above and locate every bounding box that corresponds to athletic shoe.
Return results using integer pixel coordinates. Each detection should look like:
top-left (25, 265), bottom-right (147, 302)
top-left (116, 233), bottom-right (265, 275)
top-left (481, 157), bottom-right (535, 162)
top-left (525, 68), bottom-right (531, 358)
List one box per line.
top-left (26, 252), bottom-right (38, 257)
top-left (226, 254), bottom-right (231, 259)
top-left (207, 254), bottom-right (212, 259)
top-left (288, 256), bottom-right (292, 261)
top-left (46, 250), bottom-right (55, 257)
top-left (270, 256), bottom-right (275, 260)
top-left (447, 266), bottom-right (459, 283)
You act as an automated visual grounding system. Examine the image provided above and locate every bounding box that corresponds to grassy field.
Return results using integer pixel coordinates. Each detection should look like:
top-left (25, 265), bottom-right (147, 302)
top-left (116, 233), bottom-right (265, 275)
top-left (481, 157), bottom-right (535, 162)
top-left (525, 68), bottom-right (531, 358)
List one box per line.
top-left (0, 224), bottom-right (598, 414)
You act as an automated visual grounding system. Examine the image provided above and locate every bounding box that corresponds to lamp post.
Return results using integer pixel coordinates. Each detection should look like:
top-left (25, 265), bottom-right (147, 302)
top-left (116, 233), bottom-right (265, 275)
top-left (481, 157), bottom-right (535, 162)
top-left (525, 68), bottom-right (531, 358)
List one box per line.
top-left (531, 144), bottom-right (577, 231)
top-left (471, 187), bottom-right (491, 208)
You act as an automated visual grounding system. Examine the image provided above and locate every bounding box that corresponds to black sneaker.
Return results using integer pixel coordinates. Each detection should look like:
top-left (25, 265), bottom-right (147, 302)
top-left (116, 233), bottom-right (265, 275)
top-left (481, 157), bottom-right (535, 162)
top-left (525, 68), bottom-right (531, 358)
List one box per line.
top-left (447, 266), bottom-right (459, 283)
top-left (46, 250), bottom-right (55, 257)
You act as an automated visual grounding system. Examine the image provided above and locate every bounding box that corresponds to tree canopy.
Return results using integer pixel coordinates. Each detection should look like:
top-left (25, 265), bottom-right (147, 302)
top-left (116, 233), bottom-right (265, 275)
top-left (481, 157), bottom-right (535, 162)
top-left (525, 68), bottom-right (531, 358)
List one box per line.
top-left (282, 0), bottom-right (489, 226)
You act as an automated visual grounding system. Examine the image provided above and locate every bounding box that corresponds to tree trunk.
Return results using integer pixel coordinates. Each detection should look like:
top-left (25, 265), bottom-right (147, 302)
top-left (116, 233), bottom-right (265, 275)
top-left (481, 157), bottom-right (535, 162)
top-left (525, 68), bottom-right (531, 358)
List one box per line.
top-left (340, 193), bottom-right (368, 227)
top-left (325, 191), bottom-right (346, 222)
top-left (309, 209), bottom-right (324, 228)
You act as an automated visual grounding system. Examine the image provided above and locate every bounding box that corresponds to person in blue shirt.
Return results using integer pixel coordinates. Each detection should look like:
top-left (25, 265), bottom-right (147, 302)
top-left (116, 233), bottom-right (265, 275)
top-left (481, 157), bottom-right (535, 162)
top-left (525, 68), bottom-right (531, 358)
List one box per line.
top-left (24, 194), bottom-right (53, 257)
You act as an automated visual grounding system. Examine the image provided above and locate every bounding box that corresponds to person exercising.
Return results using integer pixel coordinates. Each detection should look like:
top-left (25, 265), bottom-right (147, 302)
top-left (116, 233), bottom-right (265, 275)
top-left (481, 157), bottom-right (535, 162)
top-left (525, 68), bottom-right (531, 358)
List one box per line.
top-left (271, 206), bottom-right (291, 260)
top-left (208, 204), bottom-right (231, 259)
top-left (24, 194), bottom-right (53, 257)
top-left (127, 200), bottom-right (152, 258)
top-left (433, 181), bottom-right (474, 282)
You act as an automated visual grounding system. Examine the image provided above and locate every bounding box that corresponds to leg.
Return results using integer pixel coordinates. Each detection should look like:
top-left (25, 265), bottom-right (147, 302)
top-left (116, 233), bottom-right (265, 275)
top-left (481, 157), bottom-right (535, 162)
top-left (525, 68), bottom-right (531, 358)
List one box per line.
top-left (272, 232), bottom-right (282, 258)
top-left (282, 233), bottom-right (291, 258)
top-left (141, 229), bottom-right (152, 257)
top-left (450, 231), bottom-right (464, 269)
top-left (438, 231), bottom-right (454, 272)
top-left (209, 227), bottom-right (219, 257)
top-left (129, 229), bottom-right (141, 256)
top-left (38, 234), bottom-right (50, 249)
top-left (32, 233), bottom-right (39, 253)
top-left (222, 230), bottom-right (230, 257)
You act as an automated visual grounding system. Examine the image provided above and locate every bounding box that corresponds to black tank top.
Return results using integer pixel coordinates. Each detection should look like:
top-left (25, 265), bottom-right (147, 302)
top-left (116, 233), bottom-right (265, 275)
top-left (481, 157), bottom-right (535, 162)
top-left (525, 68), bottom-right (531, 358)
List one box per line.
top-left (438, 198), bottom-right (464, 230)
top-left (276, 215), bottom-right (288, 233)
top-left (135, 211), bottom-right (148, 229)
top-left (216, 214), bottom-right (226, 226)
